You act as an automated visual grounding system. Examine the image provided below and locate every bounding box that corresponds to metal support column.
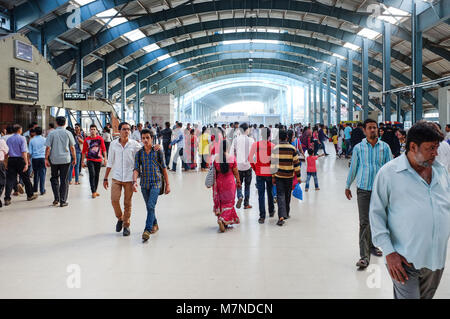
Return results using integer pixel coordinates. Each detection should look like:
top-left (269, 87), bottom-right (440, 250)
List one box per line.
top-left (362, 38), bottom-right (369, 121)
top-left (336, 60), bottom-right (341, 124)
top-left (290, 86), bottom-right (294, 124)
top-left (102, 57), bottom-right (109, 99)
top-left (319, 74), bottom-right (324, 124)
top-left (76, 47), bottom-right (83, 93)
top-left (326, 69), bottom-right (331, 127)
top-left (121, 68), bottom-right (126, 121)
top-left (136, 73), bottom-right (140, 124)
top-left (307, 83), bottom-right (311, 124)
top-left (383, 22), bottom-right (391, 121)
top-left (313, 81), bottom-right (317, 124)
top-left (412, 2), bottom-right (423, 123)
top-left (396, 93), bottom-right (401, 122)
top-left (347, 51), bottom-right (354, 121)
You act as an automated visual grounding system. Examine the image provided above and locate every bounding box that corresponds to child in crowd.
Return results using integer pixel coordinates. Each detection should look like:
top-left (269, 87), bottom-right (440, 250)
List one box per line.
top-left (332, 133), bottom-right (339, 157)
top-left (305, 149), bottom-right (325, 192)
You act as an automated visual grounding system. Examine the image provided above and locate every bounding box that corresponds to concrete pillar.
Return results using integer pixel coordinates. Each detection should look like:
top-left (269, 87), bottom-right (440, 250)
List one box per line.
top-left (438, 86), bottom-right (450, 130)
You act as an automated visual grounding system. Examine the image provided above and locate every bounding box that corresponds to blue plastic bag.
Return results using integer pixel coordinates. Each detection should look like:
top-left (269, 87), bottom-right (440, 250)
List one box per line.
top-left (292, 183), bottom-right (303, 200)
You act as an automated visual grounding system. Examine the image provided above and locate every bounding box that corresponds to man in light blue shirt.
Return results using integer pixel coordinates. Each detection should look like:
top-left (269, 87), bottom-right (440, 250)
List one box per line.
top-left (29, 127), bottom-right (47, 195)
top-left (370, 121), bottom-right (450, 299)
top-left (344, 123), bottom-right (353, 158)
top-left (345, 119), bottom-right (393, 270)
top-left (169, 122), bottom-right (188, 172)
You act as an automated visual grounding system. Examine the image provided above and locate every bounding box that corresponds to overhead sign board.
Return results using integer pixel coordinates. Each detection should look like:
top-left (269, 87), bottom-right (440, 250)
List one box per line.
top-left (64, 92), bottom-right (87, 100)
top-left (10, 67), bottom-right (39, 102)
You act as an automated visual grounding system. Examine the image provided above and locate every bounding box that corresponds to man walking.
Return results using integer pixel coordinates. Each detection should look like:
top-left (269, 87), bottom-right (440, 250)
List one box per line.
top-left (270, 129), bottom-right (301, 226)
top-left (132, 123), bottom-right (143, 143)
top-left (133, 129), bottom-right (170, 242)
top-left (45, 116), bottom-right (76, 207)
top-left (160, 122), bottom-right (172, 167)
top-left (249, 127), bottom-right (275, 223)
top-left (344, 123), bottom-right (353, 158)
top-left (318, 124), bottom-right (329, 155)
top-left (29, 127), bottom-right (47, 195)
top-left (82, 124), bottom-right (107, 198)
top-left (370, 121), bottom-right (449, 299)
top-left (345, 119), bottom-right (392, 270)
top-left (0, 137), bottom-right (8, 206)
top-left (4, 125), bottom-right (38, 205)
top-left (103, 122), bottom-right (142, 236)
top-left (169, 122), bottom-right (188, 172)
top-left (230, 123), bottom-right (254, 209)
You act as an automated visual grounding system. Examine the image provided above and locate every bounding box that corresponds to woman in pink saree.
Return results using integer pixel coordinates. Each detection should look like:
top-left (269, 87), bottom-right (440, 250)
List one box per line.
top-left (212, 139), bottom-right (241, 232)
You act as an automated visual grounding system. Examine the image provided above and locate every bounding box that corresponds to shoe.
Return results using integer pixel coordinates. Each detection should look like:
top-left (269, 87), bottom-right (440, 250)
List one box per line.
top-left (4, 199), bottom-right (11, 206)
top-left (269, 212), bottom-right (275, 218)
top-left (370, 247), bottom-right (383, 257)
top-left (17, 184), bottom-right (24, 194)
top-left (315, 188), bottom-right (320, 191)
top-left (244, 205), bottom-right (252, 209)
top-left (150, 224), bottom-right (159, 234)
top-left (40, 191), bottom-right (46, 196)
top-left (27, 194), bottom-right (38, 201)
top-left (116, 220), bottom-right (123, 232)
top-left (123, 227), bottom-right (130, 236)
top-left (95, 192), bottom-right (100, 197)
top-left (92, 193), bottom-right (96, 198)
top-left (0, 200), bottom-right (2, 208)
top-left (218, 220), bottom-right (225, 233)
top-left (60, 202), bottom-right (68, 207)
top-left (236, 197), bottom-right (243, 209)
top-left (305, 189), bottom-right (309, 192)
top-left (258, 218), bottom-right (265, 224)
top-left (13, 191), bottom-right (19, 196)
top-left (142, 230), bottom-right (150, 242)
top-left (52, 200), bottom-right (59, 206)
top-left (276, 219), bottom-right (285, 226)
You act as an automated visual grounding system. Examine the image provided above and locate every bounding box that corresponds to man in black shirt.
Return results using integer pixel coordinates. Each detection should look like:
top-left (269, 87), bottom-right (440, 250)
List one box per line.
top-left (160, 122), bottom-right (173, 166)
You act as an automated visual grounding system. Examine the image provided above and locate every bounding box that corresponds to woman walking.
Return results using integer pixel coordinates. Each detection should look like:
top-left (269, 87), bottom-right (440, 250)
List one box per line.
top-left (212, 140), bottom-right (241, 232)
top-left (312, 126), bottom-right (320, 155)
top-left (185, 129), bottom-right (198, 170)
top-left (199, 126), bottom-right (210, 171)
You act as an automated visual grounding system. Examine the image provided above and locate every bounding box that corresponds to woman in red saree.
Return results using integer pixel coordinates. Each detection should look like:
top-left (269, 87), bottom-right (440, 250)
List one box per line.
top-left (185, 129), bottom-right (198, 169)
top-left (212, 139), bottom-right (241, 232)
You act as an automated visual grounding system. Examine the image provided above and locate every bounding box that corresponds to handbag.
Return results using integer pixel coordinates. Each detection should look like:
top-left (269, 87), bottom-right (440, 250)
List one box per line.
top-left (205, 157), bottom-right (215, 188)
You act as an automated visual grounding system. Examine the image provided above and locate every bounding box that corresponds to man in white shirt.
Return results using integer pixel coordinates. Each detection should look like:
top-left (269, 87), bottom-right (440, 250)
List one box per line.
top-left (132, 123), bottom-right (143, 143)
top-left (230, 123), bottom-right (254, 209)
top-left (445, 124), bottom-right (450, 142)
top-left (103, 122), bottom-right (142, 236)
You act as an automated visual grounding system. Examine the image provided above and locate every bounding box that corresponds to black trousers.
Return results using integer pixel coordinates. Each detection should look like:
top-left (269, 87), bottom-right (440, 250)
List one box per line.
top-left (87, 161), bottom-right (101, 193)
top-left (0, 161), bottom-right (6, 199)
top-left (5, 157), bottom-right (34, 200)
top-left (238, 168), bottom-right (252, 206)
top-left (275, 177), bottom-right (293, 219)
top-left (163, 141), bottom-right (171, 167)
top-left (50, 163), bottom-right (71, 203)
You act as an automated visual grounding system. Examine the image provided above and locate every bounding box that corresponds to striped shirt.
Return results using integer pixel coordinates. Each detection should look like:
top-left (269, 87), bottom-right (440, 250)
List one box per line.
top-left (346, 138), bottom-right (393, 191)
top-left (134, 147), bottom-right (166, 190)
top-left (270, 142), bottom-right (301, 179)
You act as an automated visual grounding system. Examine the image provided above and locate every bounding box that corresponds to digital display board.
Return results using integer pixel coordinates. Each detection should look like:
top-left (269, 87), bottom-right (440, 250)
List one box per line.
top-left (64, 92), bottom-right (87, 100)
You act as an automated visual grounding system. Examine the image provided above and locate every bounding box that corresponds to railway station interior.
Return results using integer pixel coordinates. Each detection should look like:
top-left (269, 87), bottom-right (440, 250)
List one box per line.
top-left (0, 0), bottom-right (449, 299)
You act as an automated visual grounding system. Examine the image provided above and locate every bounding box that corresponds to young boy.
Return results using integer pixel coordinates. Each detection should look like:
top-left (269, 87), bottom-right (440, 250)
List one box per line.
top-left (133, 129), bottom-right (170, 242)
top-left (305, 149), bottom-right (325, 192)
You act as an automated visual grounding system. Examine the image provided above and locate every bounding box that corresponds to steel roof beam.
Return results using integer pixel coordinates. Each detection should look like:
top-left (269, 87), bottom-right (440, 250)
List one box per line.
top-left (14, 0), bottom-right (70, 31)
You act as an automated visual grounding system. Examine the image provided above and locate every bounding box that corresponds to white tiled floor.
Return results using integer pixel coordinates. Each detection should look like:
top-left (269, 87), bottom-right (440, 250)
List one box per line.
top-left (1, 146), bottom-right (449, 298)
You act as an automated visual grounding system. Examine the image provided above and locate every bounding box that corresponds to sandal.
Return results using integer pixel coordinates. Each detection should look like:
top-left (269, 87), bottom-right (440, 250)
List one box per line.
top-left (370, 247), bottom-right (383, 257)
top-left (356, 258), bottom-right (369, 269)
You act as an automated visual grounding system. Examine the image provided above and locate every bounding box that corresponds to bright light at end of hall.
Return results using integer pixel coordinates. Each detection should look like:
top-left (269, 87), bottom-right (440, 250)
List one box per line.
top-left (357, 28), bottom-right (381, 40)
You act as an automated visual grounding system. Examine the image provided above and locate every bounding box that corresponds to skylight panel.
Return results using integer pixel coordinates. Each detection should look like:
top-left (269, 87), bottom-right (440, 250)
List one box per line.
top-left (344, 42), bottom-right (360, 51)
top-left (124, 29), bottom-right (146, 41)
top-left (157, 54), bottom-right (171, 61)
top-left (96, 8), bottom-right (127, 27)
top-left (143, 43), bottom-right (160, 53)
top-left (73, 0), bottom-right (96, 6)
top-left (357, 28), bottom-right (381, 40)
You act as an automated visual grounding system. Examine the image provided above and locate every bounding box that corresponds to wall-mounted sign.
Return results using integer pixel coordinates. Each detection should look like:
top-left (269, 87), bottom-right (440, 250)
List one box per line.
top-left (10, 67), bottom-right (39, 102)
top-left (64, 92), bottom-right (87, 100)
top-left (14, 40), bottom-right (33, 62)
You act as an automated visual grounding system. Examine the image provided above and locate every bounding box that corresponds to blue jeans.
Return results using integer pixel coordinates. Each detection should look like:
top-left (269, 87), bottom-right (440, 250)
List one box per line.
top-left (305, 172), bottom-right (319, 189)
top-left (256, 176), bottom-right (275, 219)
top-left (68, 152), bottom-right (81, 183)
top-left (141, 187), bottom-right (160, 231)
top-left (32, 158), bottom-right (46, 194)
top-left (344, 139), bottom-right (352, 156)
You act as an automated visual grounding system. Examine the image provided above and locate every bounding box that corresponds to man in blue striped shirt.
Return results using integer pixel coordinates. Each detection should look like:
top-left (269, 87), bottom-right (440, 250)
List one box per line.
top-left (345, 119), bottom-right (393, 270)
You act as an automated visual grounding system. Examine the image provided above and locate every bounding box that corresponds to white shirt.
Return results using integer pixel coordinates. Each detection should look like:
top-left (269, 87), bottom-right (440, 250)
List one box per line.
top-left (436, 141), bottom-right (450, 173)
top-left (2, 134), bottom-right (13, 142)
top-left (131, 130), bottom-right (141, 142)
top-left (271, 128), bottom-right (279, 143)
top-left (445, 131), bottom-right (450, 142)
top-left (230, 134), bottom-right (254, 171)
top-left (106, 138), bottom-right (142, 182)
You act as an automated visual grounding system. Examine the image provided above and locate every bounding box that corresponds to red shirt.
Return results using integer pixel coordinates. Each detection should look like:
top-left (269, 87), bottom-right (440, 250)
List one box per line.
top-left (248, 140), bottom-right (274, 177)
top-left (82, 136), bottom-right (106, 162)
top-left (306, 155), bottom-right (318, 173)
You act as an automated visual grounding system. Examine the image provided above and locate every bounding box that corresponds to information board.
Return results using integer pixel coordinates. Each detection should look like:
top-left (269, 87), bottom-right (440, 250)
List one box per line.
top-left (14, 40), bottom-right (33, 62)
top-left (10, 67), bottom-right (39, 102)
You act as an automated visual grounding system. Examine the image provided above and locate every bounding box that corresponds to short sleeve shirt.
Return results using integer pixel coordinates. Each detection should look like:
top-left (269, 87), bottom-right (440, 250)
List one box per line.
top-left (306, 156), bottom-right (318, 173)
top-left (45, 127), bottom-right (75, 164)
top-left (134, 147), bottom-right (166, 189)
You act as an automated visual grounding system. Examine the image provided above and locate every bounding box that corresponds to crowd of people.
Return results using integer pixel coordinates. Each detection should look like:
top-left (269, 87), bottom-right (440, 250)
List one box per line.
top-left (0, 117), bottom-right (449, 299)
